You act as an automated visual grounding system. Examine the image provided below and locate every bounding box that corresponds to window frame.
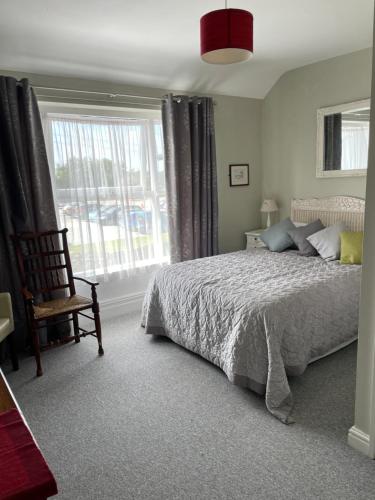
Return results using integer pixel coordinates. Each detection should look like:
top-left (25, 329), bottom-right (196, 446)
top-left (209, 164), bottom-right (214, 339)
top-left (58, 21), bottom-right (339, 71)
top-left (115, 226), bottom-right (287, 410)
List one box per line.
top-left (39, 100), bottom-right (169, 280)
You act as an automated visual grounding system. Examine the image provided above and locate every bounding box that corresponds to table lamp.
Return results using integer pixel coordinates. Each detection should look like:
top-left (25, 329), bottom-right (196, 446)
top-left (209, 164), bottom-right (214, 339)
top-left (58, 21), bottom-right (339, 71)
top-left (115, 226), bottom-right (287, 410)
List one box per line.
top-left (260, 199), bottom-right (278, 228)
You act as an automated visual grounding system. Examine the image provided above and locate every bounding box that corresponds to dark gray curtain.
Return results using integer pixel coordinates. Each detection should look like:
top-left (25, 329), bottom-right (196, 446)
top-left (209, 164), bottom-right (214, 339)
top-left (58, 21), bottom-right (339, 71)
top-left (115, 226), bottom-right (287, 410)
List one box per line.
top-left (0, 76), bottom-right (58, 349)
top-left (324, 113), bottom-right (342, 170)
top-left (161, 94), bottom-right (218, 263)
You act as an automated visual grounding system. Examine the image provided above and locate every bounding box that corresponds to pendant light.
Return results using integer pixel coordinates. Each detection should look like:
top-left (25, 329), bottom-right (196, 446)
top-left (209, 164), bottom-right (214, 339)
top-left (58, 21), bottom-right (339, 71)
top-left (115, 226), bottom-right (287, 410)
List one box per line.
top-left (200, 1), bottom-right (254, 64)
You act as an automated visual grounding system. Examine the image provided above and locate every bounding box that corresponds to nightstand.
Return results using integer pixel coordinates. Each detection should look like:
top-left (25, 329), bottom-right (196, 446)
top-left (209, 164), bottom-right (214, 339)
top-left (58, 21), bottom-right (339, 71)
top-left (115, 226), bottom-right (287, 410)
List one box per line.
top-left (245, 229), bottom-right (266, 250)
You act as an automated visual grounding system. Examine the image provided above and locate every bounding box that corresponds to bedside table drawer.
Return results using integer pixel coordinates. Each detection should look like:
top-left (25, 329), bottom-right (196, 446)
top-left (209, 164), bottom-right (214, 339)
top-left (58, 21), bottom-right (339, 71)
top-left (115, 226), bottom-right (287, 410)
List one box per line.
top-left (246, 234), bottom-right (266, 250)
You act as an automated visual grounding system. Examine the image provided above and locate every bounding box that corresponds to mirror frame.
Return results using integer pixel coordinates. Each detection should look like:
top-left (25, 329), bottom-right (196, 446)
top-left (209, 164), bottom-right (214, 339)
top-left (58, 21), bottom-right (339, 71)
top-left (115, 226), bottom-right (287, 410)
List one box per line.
top-left (316, 98), bottom-right (370, 178)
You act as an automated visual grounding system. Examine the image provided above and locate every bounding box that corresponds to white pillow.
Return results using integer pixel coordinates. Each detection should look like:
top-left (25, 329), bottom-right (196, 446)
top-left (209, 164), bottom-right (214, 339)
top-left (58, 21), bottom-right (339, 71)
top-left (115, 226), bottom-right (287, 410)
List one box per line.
top-left (292, 221), bottom-right (308, 227)
top-left (306, 221), bottom-right (348, 261)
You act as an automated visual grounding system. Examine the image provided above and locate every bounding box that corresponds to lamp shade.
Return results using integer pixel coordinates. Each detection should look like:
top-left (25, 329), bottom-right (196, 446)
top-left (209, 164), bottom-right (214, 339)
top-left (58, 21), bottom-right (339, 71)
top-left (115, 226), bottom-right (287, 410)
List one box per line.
top-left (260, 199), bottom-right (278, 213)
top-left (200, 9), bottom-right (253, 64)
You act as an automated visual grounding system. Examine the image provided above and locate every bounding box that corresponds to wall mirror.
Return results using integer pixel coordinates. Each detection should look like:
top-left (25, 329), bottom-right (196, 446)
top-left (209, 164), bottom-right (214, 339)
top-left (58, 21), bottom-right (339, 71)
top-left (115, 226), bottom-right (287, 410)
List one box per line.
top-left (316, 99), bottom-right (370, 178)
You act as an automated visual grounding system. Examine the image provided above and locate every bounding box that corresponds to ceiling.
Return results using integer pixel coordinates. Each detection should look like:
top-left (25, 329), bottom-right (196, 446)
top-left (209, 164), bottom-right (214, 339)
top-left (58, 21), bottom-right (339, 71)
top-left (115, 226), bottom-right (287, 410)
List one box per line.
top-left (0, 0), bottom-right (373, 99)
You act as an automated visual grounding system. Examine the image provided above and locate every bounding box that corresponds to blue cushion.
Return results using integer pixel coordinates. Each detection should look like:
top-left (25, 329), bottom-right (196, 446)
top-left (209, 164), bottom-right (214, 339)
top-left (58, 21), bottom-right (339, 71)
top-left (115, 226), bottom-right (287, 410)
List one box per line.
top-left (260, 218), bottom-right (296, 252)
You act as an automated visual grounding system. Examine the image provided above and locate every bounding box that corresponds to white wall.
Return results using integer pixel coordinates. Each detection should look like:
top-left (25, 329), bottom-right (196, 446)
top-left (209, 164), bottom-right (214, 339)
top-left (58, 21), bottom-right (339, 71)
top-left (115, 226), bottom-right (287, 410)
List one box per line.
top-left (261, 48), bottom-right (372, 220)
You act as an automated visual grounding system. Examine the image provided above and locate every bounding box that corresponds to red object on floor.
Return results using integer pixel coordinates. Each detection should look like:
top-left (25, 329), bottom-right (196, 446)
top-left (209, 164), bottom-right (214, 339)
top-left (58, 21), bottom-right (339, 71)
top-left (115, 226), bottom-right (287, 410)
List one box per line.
top-left (0, 409), bottom-right (58, 500)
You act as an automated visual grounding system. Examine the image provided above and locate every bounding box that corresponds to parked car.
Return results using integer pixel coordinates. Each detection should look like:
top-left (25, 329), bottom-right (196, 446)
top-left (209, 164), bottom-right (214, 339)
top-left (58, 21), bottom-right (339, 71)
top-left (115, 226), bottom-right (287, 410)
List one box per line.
top-left (61, 203), bottom-right (82, 217)
top-left (130, 209), bottom-right (150, 234)
top-left (99, 206), bottom-right (121, 225)
top-left (88, 205), bottom-right (102, 221)
top-left (72, 203), bottom-right (93, 219)
top-left (118, 208), bottom-right (168, 235)
top-left (116, 206), bottom-right (145, 233)
top-left (61, 204), bottom-right (74, 215)
top-left (160, 210), bottom-right (168, 233)
top-left (94, 204), bottom-right (143, 226)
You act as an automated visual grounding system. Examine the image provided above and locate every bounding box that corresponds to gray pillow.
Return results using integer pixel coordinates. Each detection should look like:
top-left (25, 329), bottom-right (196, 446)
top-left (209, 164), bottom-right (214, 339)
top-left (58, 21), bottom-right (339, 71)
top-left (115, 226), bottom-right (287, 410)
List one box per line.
top-left (288, 219), bottom-right (325, 256)
top-left (306, 221), bottom-right (348, 261)
top-left (260, 218), bottom-right (296, 252)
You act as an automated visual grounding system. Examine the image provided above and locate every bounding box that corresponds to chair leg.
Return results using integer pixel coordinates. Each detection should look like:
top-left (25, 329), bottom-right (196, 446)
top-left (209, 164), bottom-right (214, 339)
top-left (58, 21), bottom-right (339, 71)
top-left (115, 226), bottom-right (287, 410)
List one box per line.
top-left (73, 313), bottom-right (80, 343)
top-left (94, 311), bottom-right (104, 356)
top-left (91, 285), bottom-right (104, 356)
top-left (31, 323), bottom-right (43, 377)
top-left (7, 332), bottom-right (19, 371)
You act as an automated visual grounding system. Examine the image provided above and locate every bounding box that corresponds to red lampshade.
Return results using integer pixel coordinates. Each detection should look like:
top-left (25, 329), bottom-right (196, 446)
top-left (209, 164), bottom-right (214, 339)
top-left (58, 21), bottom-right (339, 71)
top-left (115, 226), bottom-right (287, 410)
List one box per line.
top-left (200, 8), bottom-right (253, 64)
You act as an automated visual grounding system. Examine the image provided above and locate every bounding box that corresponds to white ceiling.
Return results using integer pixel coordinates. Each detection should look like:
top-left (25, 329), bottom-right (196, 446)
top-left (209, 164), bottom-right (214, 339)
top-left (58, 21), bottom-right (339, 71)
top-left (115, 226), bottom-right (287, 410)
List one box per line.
top-left (0, 0), bottom-right (373, 99)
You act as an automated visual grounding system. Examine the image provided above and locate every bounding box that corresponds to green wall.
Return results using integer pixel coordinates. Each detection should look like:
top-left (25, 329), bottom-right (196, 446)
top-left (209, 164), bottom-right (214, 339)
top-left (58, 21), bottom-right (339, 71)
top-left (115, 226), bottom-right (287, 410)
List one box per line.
top-left (261, 48), bottom-right (372, 220)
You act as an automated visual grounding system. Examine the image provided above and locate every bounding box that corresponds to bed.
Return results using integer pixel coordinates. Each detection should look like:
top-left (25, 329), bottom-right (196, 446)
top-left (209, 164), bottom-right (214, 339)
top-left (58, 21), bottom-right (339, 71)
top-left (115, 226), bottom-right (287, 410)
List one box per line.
top-left (142, 196), bottom-right (364, 423)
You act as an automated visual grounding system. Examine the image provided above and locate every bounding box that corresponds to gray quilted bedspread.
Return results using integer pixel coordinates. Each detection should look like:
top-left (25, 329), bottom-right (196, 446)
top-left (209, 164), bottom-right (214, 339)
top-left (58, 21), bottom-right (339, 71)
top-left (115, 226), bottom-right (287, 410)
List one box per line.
top-left (142, 249), bottom-right (361, 423)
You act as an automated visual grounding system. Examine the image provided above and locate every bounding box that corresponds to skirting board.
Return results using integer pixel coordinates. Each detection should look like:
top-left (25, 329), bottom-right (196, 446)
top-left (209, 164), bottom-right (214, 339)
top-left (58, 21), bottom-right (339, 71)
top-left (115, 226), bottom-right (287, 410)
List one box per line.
top-left (348, 426), bottom-right (372, 457)
top-left (99, 291), bottom-right (144, 320)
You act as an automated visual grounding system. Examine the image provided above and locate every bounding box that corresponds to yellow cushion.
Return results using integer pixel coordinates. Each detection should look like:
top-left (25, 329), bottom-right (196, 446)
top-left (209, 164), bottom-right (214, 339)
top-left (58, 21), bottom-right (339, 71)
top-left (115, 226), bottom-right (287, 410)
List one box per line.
top-left (340, 231), bottom-right (364, 265)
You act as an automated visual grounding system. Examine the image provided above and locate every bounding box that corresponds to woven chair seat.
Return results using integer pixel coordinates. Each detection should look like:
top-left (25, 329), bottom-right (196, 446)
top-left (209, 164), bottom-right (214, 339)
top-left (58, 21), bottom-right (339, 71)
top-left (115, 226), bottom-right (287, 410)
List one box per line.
top-left (33, 295), bottom-right (93, 320)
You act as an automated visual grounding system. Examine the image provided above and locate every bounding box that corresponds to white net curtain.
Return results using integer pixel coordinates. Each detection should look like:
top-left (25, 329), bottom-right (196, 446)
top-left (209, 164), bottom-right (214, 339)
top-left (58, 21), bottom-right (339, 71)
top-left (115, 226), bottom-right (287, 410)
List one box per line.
top-left (43, 112), bottom-right (169, 281)
top-left (342, 120), bottom-right (370, 170)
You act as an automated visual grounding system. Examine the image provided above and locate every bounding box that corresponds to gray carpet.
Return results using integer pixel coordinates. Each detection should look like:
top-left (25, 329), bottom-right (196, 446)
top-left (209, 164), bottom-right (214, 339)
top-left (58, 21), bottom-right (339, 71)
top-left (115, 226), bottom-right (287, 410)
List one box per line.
top-left (3, 313), bottom-right (375, 500)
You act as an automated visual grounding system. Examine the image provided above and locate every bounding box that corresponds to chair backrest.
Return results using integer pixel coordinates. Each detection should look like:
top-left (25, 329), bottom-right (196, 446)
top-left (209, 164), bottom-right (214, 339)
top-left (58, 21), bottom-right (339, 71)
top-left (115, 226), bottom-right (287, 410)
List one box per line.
top-left (12, 229), bottom-right (75, 302)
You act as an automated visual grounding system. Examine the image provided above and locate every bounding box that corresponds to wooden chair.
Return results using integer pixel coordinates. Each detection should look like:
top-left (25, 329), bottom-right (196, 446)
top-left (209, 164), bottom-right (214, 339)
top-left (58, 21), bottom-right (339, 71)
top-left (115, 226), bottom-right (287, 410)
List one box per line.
top-left (12, 228), bottom-right (104, 376)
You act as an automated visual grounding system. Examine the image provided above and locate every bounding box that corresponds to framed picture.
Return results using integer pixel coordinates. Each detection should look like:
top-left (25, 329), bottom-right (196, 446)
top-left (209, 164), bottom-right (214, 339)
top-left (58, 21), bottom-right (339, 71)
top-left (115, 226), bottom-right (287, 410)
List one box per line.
top-left (229, 164), bottom-right (249, 186)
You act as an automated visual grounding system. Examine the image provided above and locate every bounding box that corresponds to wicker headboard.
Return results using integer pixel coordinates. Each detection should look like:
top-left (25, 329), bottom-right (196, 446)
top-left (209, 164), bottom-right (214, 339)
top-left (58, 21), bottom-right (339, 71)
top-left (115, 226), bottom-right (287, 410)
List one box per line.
top-left (291, 196), bottom-right (365, 231)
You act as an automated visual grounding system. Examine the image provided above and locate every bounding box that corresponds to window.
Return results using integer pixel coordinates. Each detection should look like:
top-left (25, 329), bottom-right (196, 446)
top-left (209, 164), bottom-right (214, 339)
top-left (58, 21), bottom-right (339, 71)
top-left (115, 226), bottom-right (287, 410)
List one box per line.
top-left (42, 109), bottom-right (169, 281)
